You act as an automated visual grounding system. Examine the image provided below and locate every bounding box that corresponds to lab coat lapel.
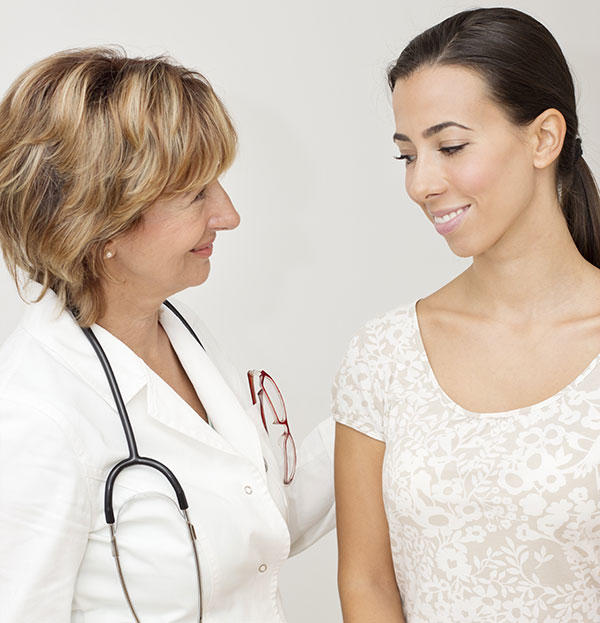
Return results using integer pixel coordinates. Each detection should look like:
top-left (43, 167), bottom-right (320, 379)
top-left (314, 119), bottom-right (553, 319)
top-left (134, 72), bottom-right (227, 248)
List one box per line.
top-left (159, 306), bottom-right (265, 473)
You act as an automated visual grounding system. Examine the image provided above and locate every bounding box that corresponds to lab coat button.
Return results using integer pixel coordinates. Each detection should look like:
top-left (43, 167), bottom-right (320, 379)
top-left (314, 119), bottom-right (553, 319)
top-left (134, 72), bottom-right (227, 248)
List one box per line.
top-left (258, 563), bottom-right (268, 573)
top-left (244, 485), bottom-right (253, 495)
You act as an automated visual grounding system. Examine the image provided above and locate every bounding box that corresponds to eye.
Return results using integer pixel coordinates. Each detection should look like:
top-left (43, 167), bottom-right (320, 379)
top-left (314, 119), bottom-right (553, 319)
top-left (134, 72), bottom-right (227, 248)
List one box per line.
top-left (395, 154), bottom-right (416, 165)
top-left (192, 187), bottom-right (207, 202)
top-left (439, 143), bottom-right (468, 156)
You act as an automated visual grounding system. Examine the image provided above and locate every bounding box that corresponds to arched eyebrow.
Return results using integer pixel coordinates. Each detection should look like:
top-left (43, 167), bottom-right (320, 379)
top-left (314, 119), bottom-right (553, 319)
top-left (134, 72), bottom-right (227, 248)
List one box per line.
top-left (393, 121), bottom-right (473, 142)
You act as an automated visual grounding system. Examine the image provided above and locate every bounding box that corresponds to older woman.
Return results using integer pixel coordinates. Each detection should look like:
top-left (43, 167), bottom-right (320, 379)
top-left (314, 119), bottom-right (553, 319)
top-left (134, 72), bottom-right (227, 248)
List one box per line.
top-left (0, 48), bottom-right (334, 622)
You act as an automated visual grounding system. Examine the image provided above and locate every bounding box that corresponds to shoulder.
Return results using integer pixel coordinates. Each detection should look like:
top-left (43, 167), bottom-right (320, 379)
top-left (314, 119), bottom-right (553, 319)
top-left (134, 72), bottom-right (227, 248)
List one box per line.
top-left (0, 313), bottom-right (112, 473)
top-left (0, 324), bottom-right (63, 400)
top-left (347, 302), bottom-right (418, 364)
top-left (0, 325), bottom-right (34, 386)
top-left (0, 348), bottom-right (91, 471)
top-left (334, 301), bottom-right (419, 397)
top-left (332, 304), bottom-right (415, 440)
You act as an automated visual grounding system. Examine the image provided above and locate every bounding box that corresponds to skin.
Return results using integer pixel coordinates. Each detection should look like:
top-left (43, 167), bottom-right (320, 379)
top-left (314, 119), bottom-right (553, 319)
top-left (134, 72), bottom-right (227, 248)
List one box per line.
top-left (99, 180), bottom-right (240, 421)
top-left (335, 64), bottom-right (600, 621)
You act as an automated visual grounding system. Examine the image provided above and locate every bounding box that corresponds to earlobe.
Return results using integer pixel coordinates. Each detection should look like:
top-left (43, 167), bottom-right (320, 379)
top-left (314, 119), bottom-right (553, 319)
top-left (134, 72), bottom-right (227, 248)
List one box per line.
top-left (104, 243), bottom-right (115, 260)
top-left (531, 108), bottom-right (566, 170)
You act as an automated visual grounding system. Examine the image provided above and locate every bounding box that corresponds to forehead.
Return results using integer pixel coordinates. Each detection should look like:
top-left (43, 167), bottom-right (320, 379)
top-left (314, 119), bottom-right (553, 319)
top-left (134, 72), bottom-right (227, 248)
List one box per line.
top-left (391, 64), bottom-right (506, 135)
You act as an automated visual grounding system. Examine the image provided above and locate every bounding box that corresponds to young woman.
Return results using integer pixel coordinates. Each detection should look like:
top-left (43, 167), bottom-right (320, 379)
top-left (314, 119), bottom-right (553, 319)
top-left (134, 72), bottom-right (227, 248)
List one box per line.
top-left (0, 48), bottom-right (334, 622)
top-left (334, 8), bottom-right (600, 622)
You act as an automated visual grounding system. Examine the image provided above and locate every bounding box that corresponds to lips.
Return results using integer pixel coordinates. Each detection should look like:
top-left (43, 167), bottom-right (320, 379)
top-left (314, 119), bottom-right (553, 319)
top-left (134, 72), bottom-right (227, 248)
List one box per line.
top-left (430, 205), bottom-right (471, 236)
top-left (428, 204), bottom-right (471, 220)
top-left (190, 236), bottom-right (215, 252)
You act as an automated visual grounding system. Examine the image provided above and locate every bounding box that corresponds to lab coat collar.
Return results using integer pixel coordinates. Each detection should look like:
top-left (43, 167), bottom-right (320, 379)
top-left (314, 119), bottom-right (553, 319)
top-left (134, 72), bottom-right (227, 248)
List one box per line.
top-left (21, 285), bottom-right (148, 407)
top-left (159, 304), bottom-right (265, 473)
top-left (20, 285), bottom-right (265, 473)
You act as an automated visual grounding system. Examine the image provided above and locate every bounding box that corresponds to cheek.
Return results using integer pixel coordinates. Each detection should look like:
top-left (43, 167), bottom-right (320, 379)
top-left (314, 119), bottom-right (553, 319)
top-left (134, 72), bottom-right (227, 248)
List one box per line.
top-left (452, 153), bottom-right (502, 197)
top-left (119, 227), bottom-right (190, 272)
top-left (147, 218), bottom-right (199, 253)
top-left (453, 144), bottom-right (531, 208)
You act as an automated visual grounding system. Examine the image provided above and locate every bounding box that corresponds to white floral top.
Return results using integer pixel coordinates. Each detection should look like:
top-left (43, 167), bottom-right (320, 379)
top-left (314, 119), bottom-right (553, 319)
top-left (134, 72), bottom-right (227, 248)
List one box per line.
top-left (332, 303), bottom-right (600, 623)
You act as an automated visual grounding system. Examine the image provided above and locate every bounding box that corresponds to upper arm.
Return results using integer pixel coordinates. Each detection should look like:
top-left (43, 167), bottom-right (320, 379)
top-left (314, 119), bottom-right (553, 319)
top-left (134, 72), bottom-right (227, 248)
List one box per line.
top-left (334, 422), bottom-right (395, 583)
top-left (332, 326), bottom-right (390, 568)
top-left (332, 324), bottom-right (403, 615)
top-left (0, 402), bottom-right (91, 622)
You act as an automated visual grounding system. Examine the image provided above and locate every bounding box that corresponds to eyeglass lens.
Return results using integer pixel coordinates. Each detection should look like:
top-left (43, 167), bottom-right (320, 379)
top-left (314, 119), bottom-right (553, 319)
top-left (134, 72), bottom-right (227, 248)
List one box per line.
top-left (261, 375), bottom-right (287, 424)
top-left (283, 433), bottom-right (297, 484)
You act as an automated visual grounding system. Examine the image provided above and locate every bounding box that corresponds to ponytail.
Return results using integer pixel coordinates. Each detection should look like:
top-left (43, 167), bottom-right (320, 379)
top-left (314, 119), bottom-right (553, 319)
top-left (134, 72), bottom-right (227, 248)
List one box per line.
top-left (561, 156), bottom-right (600, 268)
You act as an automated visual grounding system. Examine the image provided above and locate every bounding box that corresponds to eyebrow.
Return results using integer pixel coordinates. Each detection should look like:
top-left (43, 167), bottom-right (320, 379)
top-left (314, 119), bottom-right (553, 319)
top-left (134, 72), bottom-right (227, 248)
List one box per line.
top-left (393, 121), bottom-right (473, 143)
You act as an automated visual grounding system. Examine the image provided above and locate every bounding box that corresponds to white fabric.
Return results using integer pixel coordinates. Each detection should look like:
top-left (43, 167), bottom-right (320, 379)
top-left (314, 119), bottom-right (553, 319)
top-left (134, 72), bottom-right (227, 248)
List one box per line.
top-left (332, 302), bottom-right (600, 623)
top-left (0, 287), bottom-right (335, 623)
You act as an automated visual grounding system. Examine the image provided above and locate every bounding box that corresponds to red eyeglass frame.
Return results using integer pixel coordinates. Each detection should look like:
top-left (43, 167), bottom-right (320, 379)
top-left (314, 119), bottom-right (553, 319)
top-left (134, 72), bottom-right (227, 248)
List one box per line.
top-left (247, 369), bottom-right (297, 485)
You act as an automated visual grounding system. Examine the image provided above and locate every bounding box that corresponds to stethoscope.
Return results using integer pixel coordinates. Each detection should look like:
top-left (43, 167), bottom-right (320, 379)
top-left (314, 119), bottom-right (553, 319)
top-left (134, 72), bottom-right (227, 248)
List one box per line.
top-left (79, 300), bottom-right (204, 622)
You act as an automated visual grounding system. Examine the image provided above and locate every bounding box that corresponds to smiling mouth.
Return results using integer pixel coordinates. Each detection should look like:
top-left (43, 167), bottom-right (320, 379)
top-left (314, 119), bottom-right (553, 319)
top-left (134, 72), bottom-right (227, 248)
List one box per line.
top-left (190, 237), bottom-right (215, 252)
top-left (430, 205), bottom-right (470, 224)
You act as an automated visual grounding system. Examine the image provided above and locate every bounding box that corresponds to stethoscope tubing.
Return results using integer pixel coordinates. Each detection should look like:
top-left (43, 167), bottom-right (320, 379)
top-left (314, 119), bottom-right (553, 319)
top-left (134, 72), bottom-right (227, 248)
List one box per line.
top-left (79, 300), bottom-right (205, 621)
top-left (81, 319), bottom-right (191, 524)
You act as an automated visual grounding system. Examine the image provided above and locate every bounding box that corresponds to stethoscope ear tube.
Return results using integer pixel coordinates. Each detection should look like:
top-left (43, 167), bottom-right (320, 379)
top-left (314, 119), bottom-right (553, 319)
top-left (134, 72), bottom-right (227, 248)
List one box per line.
top-left (81, 327), bottom-right (139, 458)
top-left (81, 326), bottom-right (190, 523)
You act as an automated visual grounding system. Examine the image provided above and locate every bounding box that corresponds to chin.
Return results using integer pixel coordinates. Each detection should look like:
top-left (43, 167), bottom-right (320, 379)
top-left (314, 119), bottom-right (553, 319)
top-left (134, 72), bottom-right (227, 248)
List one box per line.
top-left (444, 217), bottom-right (508, 258)
top-left (445, 236), bottom-right (475, 258)
top-left (171, 268), bottom-right (211, 294)
top-left (192, 267), bottom-right (212, 287)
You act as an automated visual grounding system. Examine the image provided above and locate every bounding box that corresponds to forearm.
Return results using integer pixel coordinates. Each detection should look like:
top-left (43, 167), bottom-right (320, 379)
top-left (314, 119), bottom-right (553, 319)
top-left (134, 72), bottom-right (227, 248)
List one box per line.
top-left (339, 576), bottom-right (405, 622)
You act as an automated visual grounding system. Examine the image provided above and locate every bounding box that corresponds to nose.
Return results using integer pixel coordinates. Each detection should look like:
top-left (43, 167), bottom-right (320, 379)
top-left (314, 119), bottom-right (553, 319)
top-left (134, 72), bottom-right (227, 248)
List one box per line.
top-left (207, 182), bottom-right (240, 231)
top-left (405, 152), bottom-right (447, 205)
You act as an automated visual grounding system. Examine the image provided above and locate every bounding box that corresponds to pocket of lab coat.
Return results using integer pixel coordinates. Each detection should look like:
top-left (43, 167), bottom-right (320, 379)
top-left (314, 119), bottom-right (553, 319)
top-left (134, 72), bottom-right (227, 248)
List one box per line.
top-left (106, 474), bottom-right (215, 618)
top-left (244, 403), bottom-right (290, 521)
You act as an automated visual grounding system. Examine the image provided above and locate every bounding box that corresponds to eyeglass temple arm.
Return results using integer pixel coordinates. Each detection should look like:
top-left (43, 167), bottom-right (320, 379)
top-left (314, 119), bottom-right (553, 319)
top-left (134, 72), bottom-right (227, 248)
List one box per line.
top-left (247, 371), bottom-right (269, 432)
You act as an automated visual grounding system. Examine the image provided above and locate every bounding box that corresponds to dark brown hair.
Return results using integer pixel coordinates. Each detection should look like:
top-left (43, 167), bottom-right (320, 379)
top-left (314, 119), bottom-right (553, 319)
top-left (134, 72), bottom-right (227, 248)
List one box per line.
top-left (388, 7), bottom-right (600, 266)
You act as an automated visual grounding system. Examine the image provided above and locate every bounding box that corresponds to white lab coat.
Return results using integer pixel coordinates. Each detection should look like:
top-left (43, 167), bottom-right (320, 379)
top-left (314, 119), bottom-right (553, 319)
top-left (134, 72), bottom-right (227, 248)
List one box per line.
top-left (0, 287), bottom-right (335, 622)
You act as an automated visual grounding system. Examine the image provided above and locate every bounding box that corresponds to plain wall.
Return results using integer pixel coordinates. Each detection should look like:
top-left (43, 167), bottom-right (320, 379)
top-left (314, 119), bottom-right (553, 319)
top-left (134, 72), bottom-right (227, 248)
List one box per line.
top-left (1, 1), bottom-right (599, 620)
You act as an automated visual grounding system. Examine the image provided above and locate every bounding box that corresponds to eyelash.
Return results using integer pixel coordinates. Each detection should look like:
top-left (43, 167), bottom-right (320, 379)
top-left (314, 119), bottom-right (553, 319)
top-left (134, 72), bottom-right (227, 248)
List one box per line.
top-left (193, 188), bottom-right (207, 202)
top-left (395, 143), bottom-right (468, 164)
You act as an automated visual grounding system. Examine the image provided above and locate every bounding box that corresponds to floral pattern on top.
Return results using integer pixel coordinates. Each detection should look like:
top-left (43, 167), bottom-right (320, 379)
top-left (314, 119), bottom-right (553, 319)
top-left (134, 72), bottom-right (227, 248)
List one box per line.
top-left (332, 303), bottom-right (600, 623)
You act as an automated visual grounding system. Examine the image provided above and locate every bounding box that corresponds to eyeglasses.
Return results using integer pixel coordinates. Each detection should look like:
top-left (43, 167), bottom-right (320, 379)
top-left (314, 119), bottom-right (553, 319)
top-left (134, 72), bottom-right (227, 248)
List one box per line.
top-left (247, 370), bottom-right (297, 485)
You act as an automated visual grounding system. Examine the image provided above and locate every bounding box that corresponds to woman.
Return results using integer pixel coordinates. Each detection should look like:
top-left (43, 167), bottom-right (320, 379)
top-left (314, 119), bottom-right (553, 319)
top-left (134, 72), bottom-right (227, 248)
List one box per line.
top-left (0, 48), bottom-right (334, 622)
top-left (334, 8), bottom-right (600, 622)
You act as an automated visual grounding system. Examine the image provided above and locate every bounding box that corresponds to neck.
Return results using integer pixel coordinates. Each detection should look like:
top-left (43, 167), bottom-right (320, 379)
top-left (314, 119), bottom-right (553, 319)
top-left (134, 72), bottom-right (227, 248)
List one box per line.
top-left (96, 285), bottom-right (166, 360)
top-left (460, 193), bottom-right (598, 324)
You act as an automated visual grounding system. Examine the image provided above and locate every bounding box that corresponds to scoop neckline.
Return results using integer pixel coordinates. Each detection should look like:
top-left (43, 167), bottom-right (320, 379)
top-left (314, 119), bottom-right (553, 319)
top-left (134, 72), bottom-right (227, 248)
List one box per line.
top-left (409, 299), bottom-right (600, 417)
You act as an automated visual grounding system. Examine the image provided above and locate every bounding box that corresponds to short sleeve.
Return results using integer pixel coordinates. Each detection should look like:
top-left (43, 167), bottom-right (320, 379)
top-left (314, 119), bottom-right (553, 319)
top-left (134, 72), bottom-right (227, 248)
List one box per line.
top-left (331, 324), bottom-right (386, 441)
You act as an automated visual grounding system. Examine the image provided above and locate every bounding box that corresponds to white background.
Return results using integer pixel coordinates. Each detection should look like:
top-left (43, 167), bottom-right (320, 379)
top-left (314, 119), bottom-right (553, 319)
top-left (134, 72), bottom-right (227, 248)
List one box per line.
top-left (1, 1), bottom-right (599, 620)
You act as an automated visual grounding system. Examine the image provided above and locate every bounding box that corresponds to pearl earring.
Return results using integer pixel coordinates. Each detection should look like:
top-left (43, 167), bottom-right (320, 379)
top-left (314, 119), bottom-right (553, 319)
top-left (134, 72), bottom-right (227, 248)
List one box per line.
top-left (105, 250), bottom-right (114, 259)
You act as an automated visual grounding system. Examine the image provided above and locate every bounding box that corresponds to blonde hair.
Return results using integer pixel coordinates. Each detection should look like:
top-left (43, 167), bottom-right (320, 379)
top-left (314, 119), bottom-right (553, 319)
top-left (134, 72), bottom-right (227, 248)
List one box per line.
top-left (0, 47), bottom-right (237, 326)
